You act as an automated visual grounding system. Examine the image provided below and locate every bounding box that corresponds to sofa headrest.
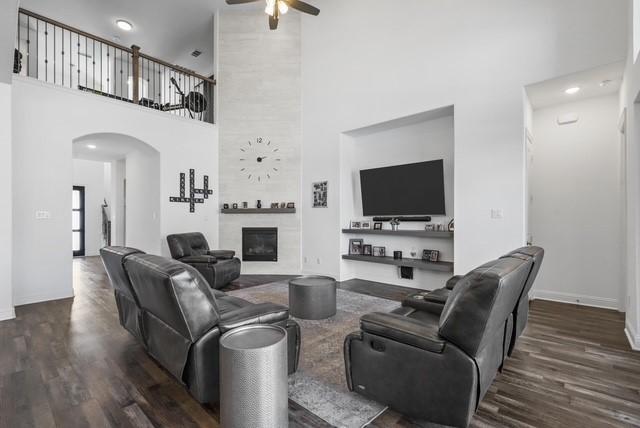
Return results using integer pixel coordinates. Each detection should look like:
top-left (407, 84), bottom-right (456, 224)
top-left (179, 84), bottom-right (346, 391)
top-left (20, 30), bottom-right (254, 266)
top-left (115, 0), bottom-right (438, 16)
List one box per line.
top-left (502, 246), bottom-right (544, 296)
top-left (167, 232), bottom-right (210, 259)
top-left (438, 256), bottom-right (532, 357)
top-left (124, 254), bottom-right (220, 342)
top-left (100, 246), bottom-right (145, 303)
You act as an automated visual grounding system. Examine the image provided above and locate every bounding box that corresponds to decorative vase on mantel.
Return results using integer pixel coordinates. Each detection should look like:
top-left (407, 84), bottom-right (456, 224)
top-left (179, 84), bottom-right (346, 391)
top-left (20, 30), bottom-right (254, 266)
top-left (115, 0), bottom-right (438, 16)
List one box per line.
top-left (256, 200), bottom-right (262, 209)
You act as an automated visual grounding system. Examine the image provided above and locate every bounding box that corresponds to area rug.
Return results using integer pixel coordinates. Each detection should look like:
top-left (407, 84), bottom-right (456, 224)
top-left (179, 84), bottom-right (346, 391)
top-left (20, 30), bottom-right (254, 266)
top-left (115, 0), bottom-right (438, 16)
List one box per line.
top-left (228, 281), bottom-right (399, 428)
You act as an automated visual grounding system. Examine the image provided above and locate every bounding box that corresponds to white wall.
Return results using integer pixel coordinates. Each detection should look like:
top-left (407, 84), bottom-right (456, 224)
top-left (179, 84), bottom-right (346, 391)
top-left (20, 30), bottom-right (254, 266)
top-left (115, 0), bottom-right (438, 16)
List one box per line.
top-left (530, 95), bottom-right (622, 309)
top-left (217, 12), bottom-right (302, 274)
top-left (336, 112), bottom-right (454, 288)
top-left (125, 147), bottom-right (161, 253)
top-left (12, 77), bottom-right (219, 306)
top-left (0, 82), bottom-right (14, 320)
top-left (72, 159), bottom-right (109, 256)
top-left (300, 0), bottom-right (628, 280)
top-left (620, 0), bottom-right (640, 349)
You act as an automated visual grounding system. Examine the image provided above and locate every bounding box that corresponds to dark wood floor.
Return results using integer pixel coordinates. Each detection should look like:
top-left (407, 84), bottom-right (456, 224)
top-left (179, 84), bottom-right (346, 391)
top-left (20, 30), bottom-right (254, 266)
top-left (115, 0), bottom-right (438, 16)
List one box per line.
top-left (1, 257), bottom-right (639, 428)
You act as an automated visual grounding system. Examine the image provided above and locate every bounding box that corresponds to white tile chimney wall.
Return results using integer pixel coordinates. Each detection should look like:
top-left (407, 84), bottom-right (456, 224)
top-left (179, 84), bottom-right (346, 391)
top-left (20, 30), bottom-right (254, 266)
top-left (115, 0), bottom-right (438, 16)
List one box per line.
top-left (217, 11), bottom-right (302, 274)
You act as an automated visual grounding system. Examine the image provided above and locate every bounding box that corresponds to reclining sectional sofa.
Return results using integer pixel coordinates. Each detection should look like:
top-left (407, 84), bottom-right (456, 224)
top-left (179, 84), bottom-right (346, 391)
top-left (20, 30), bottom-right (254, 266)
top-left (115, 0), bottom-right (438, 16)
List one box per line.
top-left (344, 246), bottom-right (543, 427)
top-left (100, 246), bottom-right (301, 404)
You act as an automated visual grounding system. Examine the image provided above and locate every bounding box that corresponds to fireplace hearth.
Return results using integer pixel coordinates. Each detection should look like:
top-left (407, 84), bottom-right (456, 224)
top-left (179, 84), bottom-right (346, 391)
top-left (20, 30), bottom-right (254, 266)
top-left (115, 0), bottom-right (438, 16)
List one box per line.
top-left (242, 228), bottom-right (278, 262)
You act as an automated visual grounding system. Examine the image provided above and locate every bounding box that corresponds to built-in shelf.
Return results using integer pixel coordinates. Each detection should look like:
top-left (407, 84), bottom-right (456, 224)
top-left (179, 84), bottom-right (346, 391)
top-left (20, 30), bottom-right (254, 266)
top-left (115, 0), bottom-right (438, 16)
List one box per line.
top-left (342, 254), bottom-right (454, 272)
top-left (221, 208), bottom-right (296, 214)
top-left (342, 228), bottom-right (453, 239)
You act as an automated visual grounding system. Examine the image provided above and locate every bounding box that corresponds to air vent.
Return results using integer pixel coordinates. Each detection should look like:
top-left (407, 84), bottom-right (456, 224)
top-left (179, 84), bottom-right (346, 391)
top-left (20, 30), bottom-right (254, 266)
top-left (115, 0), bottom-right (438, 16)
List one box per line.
top-left (191, 50), bottom-right (202, 58)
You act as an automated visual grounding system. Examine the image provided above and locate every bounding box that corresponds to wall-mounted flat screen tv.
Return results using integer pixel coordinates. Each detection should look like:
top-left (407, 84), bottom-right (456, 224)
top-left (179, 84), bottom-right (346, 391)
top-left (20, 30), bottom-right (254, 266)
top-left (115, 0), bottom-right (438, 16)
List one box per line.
top-left (360, 160), bottom-right (445, 216)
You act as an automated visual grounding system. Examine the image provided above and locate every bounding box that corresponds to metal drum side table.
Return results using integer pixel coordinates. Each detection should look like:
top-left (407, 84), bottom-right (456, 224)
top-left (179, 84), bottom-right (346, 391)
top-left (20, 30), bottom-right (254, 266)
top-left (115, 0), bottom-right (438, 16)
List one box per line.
top-left (220, 325), bottom-right (288, 428)
top-left (288, 276), bottom-right (337, 320)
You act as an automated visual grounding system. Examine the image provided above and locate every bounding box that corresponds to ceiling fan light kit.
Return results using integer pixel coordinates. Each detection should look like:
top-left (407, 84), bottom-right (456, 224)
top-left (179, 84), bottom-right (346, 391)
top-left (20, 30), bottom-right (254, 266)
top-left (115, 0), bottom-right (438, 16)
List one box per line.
top-left (226, 0), bottom-right (320, 30)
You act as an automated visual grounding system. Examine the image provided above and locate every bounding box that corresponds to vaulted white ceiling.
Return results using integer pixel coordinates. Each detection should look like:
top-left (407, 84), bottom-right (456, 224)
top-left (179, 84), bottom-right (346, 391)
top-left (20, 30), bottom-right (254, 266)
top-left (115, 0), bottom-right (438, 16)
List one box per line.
top-left (18, 0), bottom-right (263, 76)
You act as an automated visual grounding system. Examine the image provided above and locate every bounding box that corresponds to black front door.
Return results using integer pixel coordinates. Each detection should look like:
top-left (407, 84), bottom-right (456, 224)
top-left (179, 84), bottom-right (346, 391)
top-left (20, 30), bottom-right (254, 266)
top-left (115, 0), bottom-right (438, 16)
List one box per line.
top-left (72, 186), bottom-right (86, 257)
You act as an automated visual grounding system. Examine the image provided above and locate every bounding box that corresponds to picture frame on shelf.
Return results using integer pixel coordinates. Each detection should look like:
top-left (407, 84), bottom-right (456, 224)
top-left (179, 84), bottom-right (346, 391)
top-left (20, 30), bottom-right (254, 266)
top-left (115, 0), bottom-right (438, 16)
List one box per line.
top-left (350, 221), bottom-right (362, 229)
top-left (373, 222), bottom-right (383, 230)
top-left (271, 203), bottom-right (279, 209)
top-left (363, 244), bottom-right (372, 256)
top-left (422, 249), bottom-right (440, 262)
top-left (287, 202), bottom-right (296, 209)
top-left (373, 246), bottom-right (386, 257)
top-left (349, 239), bottom-right (364, 255)
top-left (361, 221), bottom-right (372, 229)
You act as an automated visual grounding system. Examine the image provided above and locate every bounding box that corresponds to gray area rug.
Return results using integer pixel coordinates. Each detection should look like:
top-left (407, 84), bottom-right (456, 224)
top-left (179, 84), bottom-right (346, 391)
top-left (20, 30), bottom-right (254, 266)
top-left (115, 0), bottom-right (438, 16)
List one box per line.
top-left (229, 281), bottom-right (399, 428)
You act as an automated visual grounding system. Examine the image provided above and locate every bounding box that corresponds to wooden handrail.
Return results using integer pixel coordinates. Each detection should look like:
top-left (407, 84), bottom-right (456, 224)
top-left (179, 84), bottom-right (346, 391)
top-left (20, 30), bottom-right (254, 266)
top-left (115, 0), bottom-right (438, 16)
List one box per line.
top-left (18, 8), bottom-right (216, 85)
top-left (19, 8), bottom-right (133, 53)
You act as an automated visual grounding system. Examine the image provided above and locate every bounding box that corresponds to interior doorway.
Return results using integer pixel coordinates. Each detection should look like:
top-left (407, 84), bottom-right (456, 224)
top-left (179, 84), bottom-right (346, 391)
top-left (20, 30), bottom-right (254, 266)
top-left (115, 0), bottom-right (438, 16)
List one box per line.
top-left (72, 186), bottom-right (86, 257)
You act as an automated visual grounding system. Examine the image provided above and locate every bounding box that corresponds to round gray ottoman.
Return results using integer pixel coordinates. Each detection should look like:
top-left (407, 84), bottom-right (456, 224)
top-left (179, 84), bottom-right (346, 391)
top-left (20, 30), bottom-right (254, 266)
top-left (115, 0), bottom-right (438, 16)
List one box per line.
top-left (288, 276), bottom-right (337, 320)
top-left (220, 325), bottom-right (288, 428)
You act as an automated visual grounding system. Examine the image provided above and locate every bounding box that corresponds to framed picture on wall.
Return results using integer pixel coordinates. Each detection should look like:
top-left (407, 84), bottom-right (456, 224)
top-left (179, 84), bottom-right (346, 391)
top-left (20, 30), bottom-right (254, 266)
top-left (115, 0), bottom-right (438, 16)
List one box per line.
top-left (312, 181), bottom-right (328, 208)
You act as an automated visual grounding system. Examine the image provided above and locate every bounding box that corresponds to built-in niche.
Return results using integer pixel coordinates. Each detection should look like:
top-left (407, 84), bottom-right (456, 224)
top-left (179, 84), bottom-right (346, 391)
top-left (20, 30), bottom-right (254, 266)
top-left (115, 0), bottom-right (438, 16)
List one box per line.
top-left (339, 106), bottom-right (455, 288)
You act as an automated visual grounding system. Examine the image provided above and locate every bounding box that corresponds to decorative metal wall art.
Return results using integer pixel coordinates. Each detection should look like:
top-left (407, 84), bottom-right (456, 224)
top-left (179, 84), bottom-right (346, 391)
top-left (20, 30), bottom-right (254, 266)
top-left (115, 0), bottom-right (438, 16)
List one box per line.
top-left (169, 169), bottom-right (213, 213)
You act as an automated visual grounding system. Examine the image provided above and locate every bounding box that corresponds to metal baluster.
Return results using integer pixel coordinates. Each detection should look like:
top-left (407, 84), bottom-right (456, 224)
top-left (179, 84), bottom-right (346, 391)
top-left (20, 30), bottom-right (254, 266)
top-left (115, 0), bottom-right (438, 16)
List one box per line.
top-left (106, 46), bottom-right (110, 94)
top-left (61, 28), bottom-right (64, 86)
top-left (17, 13), bottom-right (20, 74)
top-left (100, 43), bottom-right (102, 92)
top-left (84, 35), bottom-right (87, 88)
top-left (92, 39), bottom-right (95, 90)
top-left (119, 49), bottom-right (123, 98)
top-left (69, 29), bottom-right (72, 88)
top-left (36, 18), bottom-right (39, 79)
top-left (77, 33), bottom-right (80, 88)
top-left (44, 22), bottom-right (49, 82)
top-left (26, 16), bottom-right (30, 77)
top-left (126, 51), bottom-right (130, 100)
top-left (53, 25), bottom-right (56, 84)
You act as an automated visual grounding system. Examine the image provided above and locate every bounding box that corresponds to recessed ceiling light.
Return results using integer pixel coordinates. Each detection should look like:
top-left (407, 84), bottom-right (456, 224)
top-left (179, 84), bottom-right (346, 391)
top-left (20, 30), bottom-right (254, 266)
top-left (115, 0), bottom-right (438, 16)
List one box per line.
top-left (565, 87), bottom-right (581, 95)
top-left (116, 20), bottom-right (133, 31)
top-left (87, 144), bottom-right (97, 149)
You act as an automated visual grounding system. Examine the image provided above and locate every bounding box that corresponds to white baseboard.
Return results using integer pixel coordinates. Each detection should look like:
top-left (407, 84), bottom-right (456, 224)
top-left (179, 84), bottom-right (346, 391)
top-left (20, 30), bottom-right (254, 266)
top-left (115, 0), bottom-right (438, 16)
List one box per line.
top-left (14, 289), bottom-right (75, 306)
top-left (0, 307), bottom-right (16, 321)
top-left (625, 321), bottom-right (640, 351)
top-left (531, 289), bottom-right (619, 310)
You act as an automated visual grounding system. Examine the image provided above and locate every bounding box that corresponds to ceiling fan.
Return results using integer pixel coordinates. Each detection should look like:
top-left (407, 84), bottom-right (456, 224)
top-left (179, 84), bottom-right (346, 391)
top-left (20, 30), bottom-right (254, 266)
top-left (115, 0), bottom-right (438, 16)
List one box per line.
top-left (225, 0), bottom-right (320, 30)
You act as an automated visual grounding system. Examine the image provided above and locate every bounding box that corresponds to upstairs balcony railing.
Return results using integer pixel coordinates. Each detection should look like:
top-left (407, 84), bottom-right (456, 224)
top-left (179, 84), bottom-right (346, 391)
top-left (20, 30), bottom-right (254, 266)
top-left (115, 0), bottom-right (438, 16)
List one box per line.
top-left (14, 9), bottom-right (215, 124)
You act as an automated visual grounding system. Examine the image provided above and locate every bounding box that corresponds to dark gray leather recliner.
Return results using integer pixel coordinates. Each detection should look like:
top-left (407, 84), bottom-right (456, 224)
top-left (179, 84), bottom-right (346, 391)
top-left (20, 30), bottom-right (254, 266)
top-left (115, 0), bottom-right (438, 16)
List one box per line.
top-left (344, 255), bottom-right (533, 427)
top-left (100, 247), bottom-right (301, 404)
top-left (167, 232), bottom-right (241, 289)
top-left (100, 246), bottom-right (146, 344)
top-left (403, 246), bottom-right (544, 356)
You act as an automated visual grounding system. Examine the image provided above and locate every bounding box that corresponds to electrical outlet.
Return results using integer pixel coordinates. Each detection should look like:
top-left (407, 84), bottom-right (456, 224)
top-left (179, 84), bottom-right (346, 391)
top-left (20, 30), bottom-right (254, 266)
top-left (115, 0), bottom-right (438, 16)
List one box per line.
top-left (316, 258), bottom-right (321, 265)
top-left (491, 209), bottom-right (504, 219)
top-left (35, 210), bottom-right (51, 220)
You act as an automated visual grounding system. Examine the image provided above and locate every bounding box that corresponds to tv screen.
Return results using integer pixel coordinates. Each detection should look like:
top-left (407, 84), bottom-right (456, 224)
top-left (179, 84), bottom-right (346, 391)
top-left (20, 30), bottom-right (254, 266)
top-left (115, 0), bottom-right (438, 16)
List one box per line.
top-left (360, 160), bottom-right (446, 216)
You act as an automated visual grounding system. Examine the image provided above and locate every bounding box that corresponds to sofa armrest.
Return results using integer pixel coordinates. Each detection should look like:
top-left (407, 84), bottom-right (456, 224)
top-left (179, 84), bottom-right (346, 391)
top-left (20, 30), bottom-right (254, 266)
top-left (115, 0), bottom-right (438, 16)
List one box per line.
top-left (445, 275), bottom-right (463, 290)
top-left (360, 312), bottom-right (445, 353)
top-left (219, 303), bottom-right (290, 333)
top-left (180, 255), bottom-right (218, 265)
top-left (207, 250), bottom-right (235, 260)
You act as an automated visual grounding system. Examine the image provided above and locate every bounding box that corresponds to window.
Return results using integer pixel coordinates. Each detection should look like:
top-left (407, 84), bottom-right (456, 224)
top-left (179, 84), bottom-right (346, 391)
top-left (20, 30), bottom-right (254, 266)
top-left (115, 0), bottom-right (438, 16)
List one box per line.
top-left (72, 186), bottom-right (85, 257)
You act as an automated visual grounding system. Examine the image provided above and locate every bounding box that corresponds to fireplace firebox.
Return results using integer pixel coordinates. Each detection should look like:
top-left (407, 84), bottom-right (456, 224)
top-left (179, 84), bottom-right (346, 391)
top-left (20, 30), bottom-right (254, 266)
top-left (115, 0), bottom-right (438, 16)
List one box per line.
top-left (242, 228), bottom-right (278, 262)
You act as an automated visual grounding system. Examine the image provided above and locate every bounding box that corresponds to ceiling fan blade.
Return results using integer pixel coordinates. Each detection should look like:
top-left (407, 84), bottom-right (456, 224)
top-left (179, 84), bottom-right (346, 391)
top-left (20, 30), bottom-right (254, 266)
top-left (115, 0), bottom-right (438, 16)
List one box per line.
top-left (269, 14), bottom-right (279, 30)
top-left (282, 0), bottom-right (320, 16)
top-left (225, 0), bottom-right (261, 4)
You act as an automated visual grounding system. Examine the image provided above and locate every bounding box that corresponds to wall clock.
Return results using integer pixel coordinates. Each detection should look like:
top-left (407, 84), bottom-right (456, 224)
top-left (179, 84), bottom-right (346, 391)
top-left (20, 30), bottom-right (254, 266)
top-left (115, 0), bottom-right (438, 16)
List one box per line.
top-left (239, 137), bottom-right (282, 182)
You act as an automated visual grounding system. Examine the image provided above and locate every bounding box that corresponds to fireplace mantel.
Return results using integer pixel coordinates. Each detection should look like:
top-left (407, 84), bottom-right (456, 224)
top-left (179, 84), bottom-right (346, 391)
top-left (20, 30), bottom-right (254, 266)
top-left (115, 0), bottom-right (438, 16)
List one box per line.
top-left (221, 208), bottom-right (296, 214)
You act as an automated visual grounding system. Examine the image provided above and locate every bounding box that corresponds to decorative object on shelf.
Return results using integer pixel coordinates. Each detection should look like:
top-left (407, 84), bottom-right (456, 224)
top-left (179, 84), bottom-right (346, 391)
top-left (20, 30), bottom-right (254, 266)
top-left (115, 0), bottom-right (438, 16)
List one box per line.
top-left (349, 239), bottom-right (364, 255)
top-left (363, 245), bottom-right (372, 256)
top-left (312, 181), bottom-right (328, 208)
top-left (169, 169), bottom-right (213, 213)
top-left (436, 223), bottom-right (446, 231)
top-left (422, 249), bottom-right (440, 262)
top-left (448, 219), bottom-right (455, 232)
top-left (361, 221), bottom-right (372, 229)
top-left (243, 202), bottom-right (249, 209)
top-left (410, 248), bottom-right (418, 258)
top-left (237, 136), bottom-right (282, 182)
top-left (271, 203), bottom-right (279, 209)
top-left (256, 200), bottom-right (262, 209)
top-left (400, 266), bottom-right (414, 280)
top-left (280, 202), bottom-right (287, 209)
top-left (393, 251), bottom-right (402, 260)
top-left (350, 221), bottom-right (362, 229)
top-left (373, 246), bottom-right (386, 257)
top-left (425, 224), bottom-right (435, 231)
top-left (223, 203), bottom-right (230, 210)
top-left (233, 203), bottom-right (239, 209)
top-left (287, 202), bottom-right (296, 209)
top-left (390, 218), bottom-right (400, 231)
top-left (373, 222), bottom-right (383, 230)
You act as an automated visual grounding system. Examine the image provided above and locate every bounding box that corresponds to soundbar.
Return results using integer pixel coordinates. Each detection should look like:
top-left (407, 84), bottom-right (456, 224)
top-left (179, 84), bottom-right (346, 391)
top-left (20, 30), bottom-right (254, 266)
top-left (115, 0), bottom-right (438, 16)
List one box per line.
top-left (372, 216), bottom-right (432, 222)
